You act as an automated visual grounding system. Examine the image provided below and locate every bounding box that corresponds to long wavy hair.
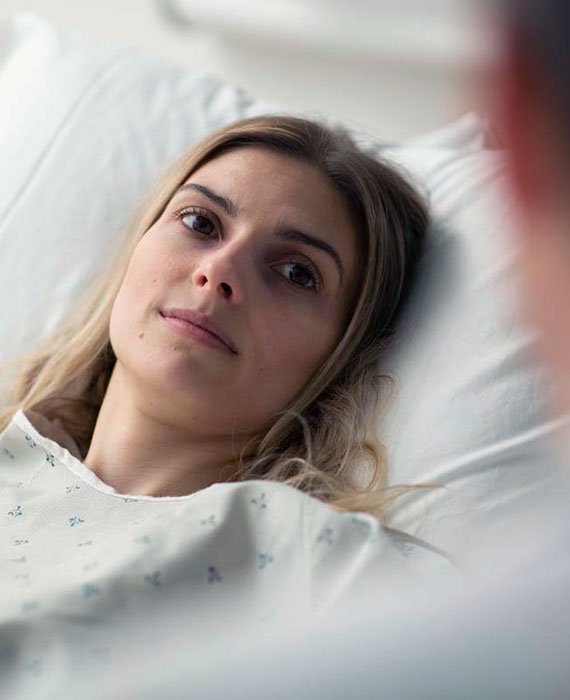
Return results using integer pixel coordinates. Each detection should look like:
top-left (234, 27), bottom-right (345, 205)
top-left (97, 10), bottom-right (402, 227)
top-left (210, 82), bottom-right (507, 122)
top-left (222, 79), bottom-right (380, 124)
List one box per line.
top-left (0, 115), bottom-right (428, 519)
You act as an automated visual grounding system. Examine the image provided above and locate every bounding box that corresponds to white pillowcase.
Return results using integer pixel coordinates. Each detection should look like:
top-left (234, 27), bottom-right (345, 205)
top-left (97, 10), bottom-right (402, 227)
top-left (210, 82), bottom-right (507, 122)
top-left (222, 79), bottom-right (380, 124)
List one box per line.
top-left (0, 12), bottom-right (280, 366)
top-left (376, 144), bottom-right (567, 551)
top-left (0, 12), bottom-right (566, 555)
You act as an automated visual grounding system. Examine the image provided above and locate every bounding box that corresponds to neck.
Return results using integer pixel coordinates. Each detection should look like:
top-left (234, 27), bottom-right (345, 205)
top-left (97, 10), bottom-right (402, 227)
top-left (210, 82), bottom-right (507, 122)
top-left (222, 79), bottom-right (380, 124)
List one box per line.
top-left (83, 363), bottom-right (247, 497)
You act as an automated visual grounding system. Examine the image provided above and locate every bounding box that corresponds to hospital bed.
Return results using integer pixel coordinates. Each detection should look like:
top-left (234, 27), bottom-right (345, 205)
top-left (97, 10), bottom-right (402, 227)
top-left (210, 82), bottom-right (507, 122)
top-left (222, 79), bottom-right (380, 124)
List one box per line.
top-left (0, 12), bottom-right (568, 698)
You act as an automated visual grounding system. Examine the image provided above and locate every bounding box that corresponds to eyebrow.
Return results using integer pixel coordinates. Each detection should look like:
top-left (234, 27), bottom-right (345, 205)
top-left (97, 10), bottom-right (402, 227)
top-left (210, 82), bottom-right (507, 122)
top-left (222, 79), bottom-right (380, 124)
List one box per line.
top-left (276, 230), bottom-right (344, 284)
top-left (174, 182), bottom-right (345, 284)
top-left (175, 183), bottom-right (238, 217)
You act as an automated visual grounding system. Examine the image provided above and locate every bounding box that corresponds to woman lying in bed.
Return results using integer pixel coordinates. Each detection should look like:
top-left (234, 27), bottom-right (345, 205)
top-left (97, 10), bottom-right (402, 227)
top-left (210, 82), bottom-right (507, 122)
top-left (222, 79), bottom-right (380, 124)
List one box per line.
top-left (0, 115), bottom-right (448, 654)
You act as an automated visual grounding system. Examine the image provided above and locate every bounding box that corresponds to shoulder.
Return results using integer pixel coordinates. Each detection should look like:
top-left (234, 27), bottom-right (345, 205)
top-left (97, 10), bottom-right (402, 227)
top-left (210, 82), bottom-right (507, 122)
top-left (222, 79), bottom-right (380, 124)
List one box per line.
top-left (23, 409), bottom-right (82, 459)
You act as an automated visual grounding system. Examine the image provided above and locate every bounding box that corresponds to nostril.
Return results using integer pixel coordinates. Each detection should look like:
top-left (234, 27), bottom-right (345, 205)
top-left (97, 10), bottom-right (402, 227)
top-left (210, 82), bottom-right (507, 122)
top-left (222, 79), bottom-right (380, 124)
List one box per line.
top-left (220, 282), bottom-right (231, 296)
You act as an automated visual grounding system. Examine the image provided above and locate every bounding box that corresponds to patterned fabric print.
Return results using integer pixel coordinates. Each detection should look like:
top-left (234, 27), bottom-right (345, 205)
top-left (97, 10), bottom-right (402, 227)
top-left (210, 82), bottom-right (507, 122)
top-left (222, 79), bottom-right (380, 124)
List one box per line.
top-left (0, 409), bottom-right (450, 694)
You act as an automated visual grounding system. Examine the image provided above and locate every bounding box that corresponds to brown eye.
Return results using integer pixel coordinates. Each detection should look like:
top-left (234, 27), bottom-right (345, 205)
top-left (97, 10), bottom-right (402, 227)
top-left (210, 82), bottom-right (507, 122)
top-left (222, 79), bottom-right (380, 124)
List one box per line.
top-left (184, 212), bottom-right (215, 235)
top-left (275, 262), bottom-right (320, 291)
top-left (175, 207), bottom-right (218, 236)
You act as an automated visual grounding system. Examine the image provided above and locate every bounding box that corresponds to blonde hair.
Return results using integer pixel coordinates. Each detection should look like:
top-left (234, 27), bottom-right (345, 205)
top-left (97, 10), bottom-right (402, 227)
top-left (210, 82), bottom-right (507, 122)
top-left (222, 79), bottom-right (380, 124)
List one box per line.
top-left (0, 115), bottom-right (428, 519)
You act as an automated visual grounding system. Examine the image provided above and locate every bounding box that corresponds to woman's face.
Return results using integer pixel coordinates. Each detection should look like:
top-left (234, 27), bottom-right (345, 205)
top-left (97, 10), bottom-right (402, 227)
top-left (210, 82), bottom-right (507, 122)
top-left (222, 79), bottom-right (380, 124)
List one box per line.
top-left (109, 146), bottom-right (358, 437)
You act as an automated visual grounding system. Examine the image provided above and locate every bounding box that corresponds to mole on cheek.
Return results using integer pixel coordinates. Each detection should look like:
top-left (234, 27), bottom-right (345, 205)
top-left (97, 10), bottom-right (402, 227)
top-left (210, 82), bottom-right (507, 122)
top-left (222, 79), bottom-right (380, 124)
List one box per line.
top-left (137, 331), bottom-right (144, 339)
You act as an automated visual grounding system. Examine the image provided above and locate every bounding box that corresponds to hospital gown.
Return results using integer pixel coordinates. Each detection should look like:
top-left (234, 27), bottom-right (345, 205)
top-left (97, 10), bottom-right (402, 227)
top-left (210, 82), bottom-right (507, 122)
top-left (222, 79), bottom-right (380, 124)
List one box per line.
top-left (0, 409), bottom-right (451, 698)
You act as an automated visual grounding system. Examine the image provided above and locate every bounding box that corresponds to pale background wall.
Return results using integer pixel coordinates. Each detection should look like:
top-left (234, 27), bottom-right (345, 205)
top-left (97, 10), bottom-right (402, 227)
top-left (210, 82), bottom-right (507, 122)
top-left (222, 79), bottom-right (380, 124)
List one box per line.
top-left (0, 0), bottom-right (494, 141)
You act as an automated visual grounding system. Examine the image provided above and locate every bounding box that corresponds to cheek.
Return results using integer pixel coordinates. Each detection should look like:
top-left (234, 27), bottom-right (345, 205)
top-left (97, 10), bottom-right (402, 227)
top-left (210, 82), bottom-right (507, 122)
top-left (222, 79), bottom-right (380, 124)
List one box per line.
top-left (124, 237), bottom-right (169, 294)
top-left (109, 277), bottom-right (142, 358)
top-left (109, 243), bottom-right (168, 349)
top-left (252, 306), bottom-right (340, 389)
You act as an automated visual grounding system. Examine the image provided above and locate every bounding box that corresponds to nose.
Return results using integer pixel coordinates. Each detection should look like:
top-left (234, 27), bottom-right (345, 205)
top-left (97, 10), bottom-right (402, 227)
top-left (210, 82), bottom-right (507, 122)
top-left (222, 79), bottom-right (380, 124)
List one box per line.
top-left (192, 247), bottom-right (246, 303)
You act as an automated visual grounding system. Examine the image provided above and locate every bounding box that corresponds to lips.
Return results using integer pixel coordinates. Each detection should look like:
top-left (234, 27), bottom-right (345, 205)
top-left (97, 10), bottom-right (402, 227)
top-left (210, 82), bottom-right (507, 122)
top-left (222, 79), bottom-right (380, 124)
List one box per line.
top-left (159, 308), bottom-right (237, 354)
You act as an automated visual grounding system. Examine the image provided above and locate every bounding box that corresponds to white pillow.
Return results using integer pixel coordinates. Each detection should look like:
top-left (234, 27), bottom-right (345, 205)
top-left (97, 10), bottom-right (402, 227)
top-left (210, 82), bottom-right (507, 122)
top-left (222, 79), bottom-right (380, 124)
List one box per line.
top-left (0, 12), bottom-right (565, 555)
top-left (376, 144), bottom-right (568, 552)
top-left (0, 12), bottom-right (283, 365)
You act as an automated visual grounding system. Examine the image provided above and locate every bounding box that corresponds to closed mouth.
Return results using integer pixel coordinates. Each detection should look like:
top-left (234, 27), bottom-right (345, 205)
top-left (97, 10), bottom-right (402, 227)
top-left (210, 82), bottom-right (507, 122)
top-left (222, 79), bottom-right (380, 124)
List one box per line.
top-left (159, 310), bottom-right (237, 354)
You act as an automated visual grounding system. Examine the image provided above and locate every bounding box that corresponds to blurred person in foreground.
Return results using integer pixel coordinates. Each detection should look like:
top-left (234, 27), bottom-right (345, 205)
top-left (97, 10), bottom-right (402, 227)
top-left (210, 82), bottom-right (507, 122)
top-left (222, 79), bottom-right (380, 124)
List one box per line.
top-left (59, 1), bottom-right (570, 697)
top-left (490, 0), bottom-right (570, 421)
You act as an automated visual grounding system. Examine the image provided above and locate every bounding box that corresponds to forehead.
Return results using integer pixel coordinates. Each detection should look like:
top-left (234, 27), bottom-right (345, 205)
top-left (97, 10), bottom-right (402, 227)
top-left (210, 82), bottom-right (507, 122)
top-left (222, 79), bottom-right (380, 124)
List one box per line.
top-left (189, 146), bottom-right (343, 212)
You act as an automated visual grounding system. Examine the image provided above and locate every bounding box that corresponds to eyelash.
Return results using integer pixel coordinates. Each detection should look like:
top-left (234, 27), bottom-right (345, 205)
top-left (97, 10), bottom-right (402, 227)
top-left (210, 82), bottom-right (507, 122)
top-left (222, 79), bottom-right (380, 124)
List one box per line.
top-left (174, 206), bottom-right (321, 292)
